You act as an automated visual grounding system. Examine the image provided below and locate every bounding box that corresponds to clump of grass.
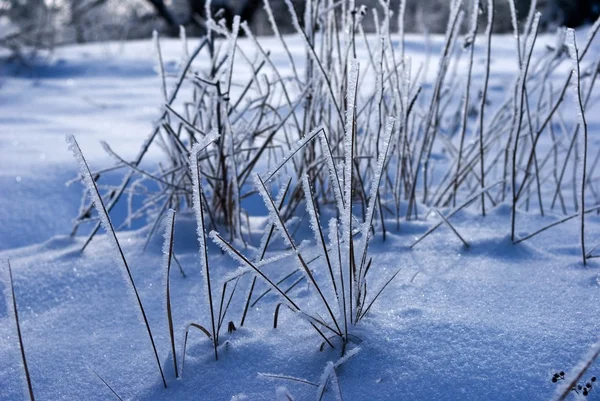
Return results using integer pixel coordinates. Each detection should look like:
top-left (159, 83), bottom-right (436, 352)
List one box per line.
top-left (65, 0), bottom-right (600, 394)
top-left (212, 60), bottom-right (402, 354)
top-left (72, 0), bottom-right (600, 266)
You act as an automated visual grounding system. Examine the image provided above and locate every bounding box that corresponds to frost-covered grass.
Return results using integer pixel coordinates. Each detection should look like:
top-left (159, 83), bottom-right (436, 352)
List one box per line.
top-left (3, 0), bottom-right (600, 400)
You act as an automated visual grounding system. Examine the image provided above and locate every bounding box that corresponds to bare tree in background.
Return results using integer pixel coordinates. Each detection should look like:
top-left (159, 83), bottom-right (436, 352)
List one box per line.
top-left (1, 0), bottom-right (56, 62)
top-left (147, 0), bottom-right (178, 27)
top-left (3, 0), bottom-right (600, 61)
top-left (186, 0), bottom-right (261, 31)
top-left (542, 0), bottom-right (600, 28)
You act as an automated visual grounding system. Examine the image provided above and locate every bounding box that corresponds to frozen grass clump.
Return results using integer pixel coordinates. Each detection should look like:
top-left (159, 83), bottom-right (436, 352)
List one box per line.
top-left (64, 0), bottom-right (600, 395)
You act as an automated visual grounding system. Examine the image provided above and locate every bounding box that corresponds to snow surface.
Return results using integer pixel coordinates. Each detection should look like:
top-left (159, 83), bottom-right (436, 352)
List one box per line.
top-left (1, 32), bottom-right (600, 401)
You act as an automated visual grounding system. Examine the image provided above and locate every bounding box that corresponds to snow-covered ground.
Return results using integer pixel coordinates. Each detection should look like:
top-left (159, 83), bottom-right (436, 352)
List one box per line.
top-left (1, 32), bottom-right (600, 401)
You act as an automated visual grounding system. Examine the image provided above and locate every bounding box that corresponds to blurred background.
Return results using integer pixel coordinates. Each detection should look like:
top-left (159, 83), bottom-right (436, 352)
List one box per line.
top-left (2, 0), bottom-right (600, 60)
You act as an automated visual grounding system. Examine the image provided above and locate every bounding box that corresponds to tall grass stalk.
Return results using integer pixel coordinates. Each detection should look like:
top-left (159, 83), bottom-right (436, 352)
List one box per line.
top-left (566, 29), bottom-right (589, 265)
top-left (4, 259), bottom-right (35, 401)
top-left (162, 209), bottom-right (179, 377)
top-left (67, 135), bottom-right (167, 388)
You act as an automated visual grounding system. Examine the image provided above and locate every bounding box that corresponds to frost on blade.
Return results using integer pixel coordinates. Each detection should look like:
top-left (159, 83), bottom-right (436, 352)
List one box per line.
top-left (255, 179), bottom-right (291, 263)
top-left (179, 26), bottom-right (189, 66)
top-left (161, 209), bottom-right (176, 290)
top-left (342, 59), bottom-right (360, 242)
top-left (283, 0), bottom-right (303, 35)
top-left (522, 0), bottom-right (537, 43)
top-left (263, 0), bottom-right (279, 36)
top-left (210, 231), bottom-right (249, 267)
top-left (199, 127), bottom-right (221, 151)
top-left (205, 0), bottom-right (212, 21)
top-left (263, 126), bottom-right (323, 182)
top-left (374, 36), bottom-right (385, 106)
top-left (328, 218), bottom-right (346, 327)
top-left (507, 0), bottom-right (519, 43)
top-left (190, 129), bottom-right (220, 340)
top-left (225, 15), bottom-right (241, 93)
top-left (566, 29), bottom-right (584, 127)
top-left (333, 346), bottom-right (360, 368)
top-left (318, 129), bottom-right (344, 215)
top-left (152, 30), bottom-right (168, 103)
top-left (66, 135), bottom-right (125, 271)
top-left (317, 361), bottom-right (336, 400)
top-left (445, 0), bottom-right (463, 43)
top-left (302, 174), bottom-right (321, 249)
top-left (262, 0), bottom-right (298, 81)
top-left (356, 118), bottom-right (395, 276)
top-left (377, 0), bottom-right (392, 36)
top-left (303, 0), bottom-right (313, 39)
top-left (226, 249), bottom-right (296, 283)
top-left (189, 129), bottom-right (220, 270)
top-left (397, 0), bottom-right (406, 58)
top-left (224, 109), bottom-right (241, 237)
top-left (210, 230), bottom-right (295, 274)
top-left (254, 174), bottom-right (295, 249)
top-left (524, 12), bottom-right (541, 56)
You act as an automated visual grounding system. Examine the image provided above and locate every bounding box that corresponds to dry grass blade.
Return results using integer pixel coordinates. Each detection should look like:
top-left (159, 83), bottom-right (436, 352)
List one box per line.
top-left (302, 174), bottom-right (341, 313)
top-left (435, 208), bottom-right (469, 248)
top-left (91, 369), bottom-right (124, 401)
top-left (162, 209), bottom-right (179, 378)
top-left (181, 322), bottom-right (212, 378)
top-left (67, 135), bottom-right (167, 388)
top-left (258, 373), bottom-right (319, 387)
top-left (273, 302), bottom-right (285, 329)
top-left (5, 259), bottom-right (35, 401)
top-left (262, 127), bottom-right (323, 182)
top-left (566, 28), bottom-right (589, 265)
top-left (190, 131), bottom-right (221, 361)
top-left (514, 204), bottom-right (600, 245)
top-left (358, 268), bottom-right (402, 321)
top-left (411, 181), bottom-right (503, 248)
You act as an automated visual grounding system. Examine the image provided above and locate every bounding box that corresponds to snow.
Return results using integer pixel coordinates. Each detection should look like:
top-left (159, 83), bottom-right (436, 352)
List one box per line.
top-left (2, 29), bottom-right (600, 401)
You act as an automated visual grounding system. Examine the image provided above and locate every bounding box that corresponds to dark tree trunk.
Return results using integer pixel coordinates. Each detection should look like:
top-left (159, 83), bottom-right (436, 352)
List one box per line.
top-left (147, 0), bottom-right (178, 27)
top-left (187, 0), bottom-right (260, 29)
top-left (239, 0), bottom-right (262, 25)
top-left (564, 0), bottom-right (600, 27)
